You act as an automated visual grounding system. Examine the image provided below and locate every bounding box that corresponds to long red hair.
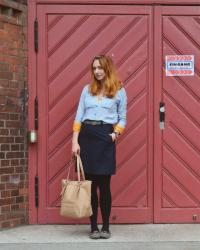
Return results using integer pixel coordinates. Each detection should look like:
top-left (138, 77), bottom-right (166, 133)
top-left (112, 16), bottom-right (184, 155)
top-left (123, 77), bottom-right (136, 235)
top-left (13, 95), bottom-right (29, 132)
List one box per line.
top-left (89, 55), bottom-right (122, 98)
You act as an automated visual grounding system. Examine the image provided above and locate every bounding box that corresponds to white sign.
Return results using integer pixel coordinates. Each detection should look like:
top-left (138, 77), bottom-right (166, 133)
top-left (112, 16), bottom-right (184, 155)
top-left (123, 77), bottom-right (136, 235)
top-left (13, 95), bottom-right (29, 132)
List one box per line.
top-left (165, 55), bottom-right (194, 76)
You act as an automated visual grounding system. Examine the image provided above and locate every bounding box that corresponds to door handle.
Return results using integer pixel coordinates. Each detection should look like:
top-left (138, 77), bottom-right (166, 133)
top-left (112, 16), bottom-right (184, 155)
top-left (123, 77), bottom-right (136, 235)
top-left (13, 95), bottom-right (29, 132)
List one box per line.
top-left (159, 102), bottom-right (165, 130)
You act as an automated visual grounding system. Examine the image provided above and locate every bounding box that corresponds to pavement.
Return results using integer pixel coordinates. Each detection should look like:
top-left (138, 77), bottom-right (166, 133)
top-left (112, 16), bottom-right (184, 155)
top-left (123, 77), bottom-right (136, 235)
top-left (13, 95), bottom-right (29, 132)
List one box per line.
top-left (0, 224), bottom-right (200, 250)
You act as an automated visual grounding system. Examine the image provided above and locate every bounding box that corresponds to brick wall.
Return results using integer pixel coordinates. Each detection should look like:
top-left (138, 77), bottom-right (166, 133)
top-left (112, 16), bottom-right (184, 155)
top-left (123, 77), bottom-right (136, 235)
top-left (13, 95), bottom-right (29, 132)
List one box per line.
top-left (0, 0), bottom-right (28, 228)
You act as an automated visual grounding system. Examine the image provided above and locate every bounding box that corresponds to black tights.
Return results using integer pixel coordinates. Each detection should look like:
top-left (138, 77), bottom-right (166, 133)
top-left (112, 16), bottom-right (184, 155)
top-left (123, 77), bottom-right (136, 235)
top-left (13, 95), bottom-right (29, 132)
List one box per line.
top-left (85, 174), bottom-right (111, 232)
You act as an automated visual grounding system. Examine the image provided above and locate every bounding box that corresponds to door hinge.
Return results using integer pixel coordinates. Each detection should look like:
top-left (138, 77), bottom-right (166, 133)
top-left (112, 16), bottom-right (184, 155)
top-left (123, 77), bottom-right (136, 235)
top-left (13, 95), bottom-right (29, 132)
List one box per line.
top-left (35, 176), bottom-right (39, 208)
top-left (34, 18), bottom-right (38, 53)
top-left (34, 96), bottom-right (38, 130)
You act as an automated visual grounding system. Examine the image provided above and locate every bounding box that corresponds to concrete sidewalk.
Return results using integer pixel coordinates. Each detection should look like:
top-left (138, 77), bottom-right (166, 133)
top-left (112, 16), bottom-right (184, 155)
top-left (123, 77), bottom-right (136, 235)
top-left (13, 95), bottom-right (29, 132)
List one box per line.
top-left (0, 224), bottom-right (200, 250)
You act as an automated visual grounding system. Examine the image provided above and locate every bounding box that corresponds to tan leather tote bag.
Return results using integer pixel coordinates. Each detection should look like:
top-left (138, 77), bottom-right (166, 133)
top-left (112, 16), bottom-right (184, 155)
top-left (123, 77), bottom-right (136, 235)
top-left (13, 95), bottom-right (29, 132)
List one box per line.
top-left (60, 155), bottom-right (92, 218)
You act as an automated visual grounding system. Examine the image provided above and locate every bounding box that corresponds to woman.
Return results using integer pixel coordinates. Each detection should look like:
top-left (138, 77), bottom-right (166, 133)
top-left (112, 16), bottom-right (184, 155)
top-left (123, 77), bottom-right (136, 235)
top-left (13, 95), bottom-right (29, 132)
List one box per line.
top-left (72, 55), bottom-right (127, 239)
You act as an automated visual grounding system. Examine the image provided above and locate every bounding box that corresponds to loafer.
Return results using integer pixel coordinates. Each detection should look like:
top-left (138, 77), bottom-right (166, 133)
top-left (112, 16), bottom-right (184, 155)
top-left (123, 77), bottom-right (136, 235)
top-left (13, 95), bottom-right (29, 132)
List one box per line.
top-left (100, 230), bottom-right (111, 239)
top-left (89, 230), bottom-right (100, 239)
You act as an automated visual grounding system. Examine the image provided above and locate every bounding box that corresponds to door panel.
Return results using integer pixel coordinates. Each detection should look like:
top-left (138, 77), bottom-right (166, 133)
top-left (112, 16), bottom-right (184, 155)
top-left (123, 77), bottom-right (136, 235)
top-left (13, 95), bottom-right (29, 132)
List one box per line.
top-left (37, 5), bottom-right (153, 223)
top-left (154, 6), bottom-right (200, 223)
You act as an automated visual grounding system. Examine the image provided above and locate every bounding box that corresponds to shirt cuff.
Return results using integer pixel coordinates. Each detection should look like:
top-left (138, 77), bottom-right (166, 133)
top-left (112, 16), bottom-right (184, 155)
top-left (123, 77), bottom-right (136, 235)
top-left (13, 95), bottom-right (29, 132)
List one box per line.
top-left (73, 122), bottom-right (81, 132)
top-left (114, 124), bottom-right (124, 134)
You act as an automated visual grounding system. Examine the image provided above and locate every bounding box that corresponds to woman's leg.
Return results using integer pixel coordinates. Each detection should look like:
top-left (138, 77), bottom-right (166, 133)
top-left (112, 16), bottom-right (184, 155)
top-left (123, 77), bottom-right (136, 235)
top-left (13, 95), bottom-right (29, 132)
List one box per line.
top-left (98, 175), bottom-right (112, 232)
top-left (85, 174), bottom-right (99, 231)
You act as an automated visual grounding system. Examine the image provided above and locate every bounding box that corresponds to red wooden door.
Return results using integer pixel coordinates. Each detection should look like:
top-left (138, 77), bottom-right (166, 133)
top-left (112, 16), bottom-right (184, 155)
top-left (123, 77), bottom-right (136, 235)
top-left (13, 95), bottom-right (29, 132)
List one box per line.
top-left (34, 5), bottom-right (153, 223)
top-left (154, 6), bottom-right (200, 223)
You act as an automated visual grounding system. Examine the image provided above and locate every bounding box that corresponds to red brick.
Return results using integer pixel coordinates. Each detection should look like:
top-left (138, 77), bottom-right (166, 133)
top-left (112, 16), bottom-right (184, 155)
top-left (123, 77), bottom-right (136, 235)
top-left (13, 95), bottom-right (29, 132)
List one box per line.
top-left (1, 144), bottom-right (10, 151)
top-left (0, 137), bottom-right (14, 143)
top-left (0, 120), bottom-right (4, 127)
top-left (0, 152), bottom-right (5, 159)
top-left (0, 63), bottom-right (9, 71)
top-left (20, 128), bottom-right (25, 135)
top-left (0, 21), bottom-right (4, 29)
top-left (0, 72), bottom-right (13, 80)
top-left (0, 167), bottom-right (14, 174)
top-left (11, 204), bottom-right (19, 210)
top-left (0, 214), bottom-right (6, 221)
top-left (0, 30), bottom-right (8, 41)
top-left (1, 190), bottom-right (10, 198)
top-left (1, 159), bottom-right (10, 166)
top-left (11, 159), bottom-right (19, 166)
top-left (19, 174), bottom-right (25, 180)
top-left (6, 152), bottom-right (24, 158)
top-left (0, 128), bottom-right (9, 135)
top-left (16, 196), bottom-right (24, 203)
top-left (20, 159), bottom-right (25, 165)
top-left (12, 41), bottom-right (21, 50)
top-left (5, 23), bottom-right (20, 35)
top-left (0, 197), bottom-right (15, 206)
top-left (6, 120), bottom-right (22, 128)
top-left (1, 175), bottom-right (10, 182)
top-left (9, 80), bottom-right (18, 88)
top-left (19, 187), bottom-right (28, 195)
top-left (11, 190), bottom-right (19, 196)
top-left (0, 95), bottom-right (6, 104)
top-left (23, 181), bottom-right (28, 188)
top-left (20, 144), bottom-right (25, 151)
top-left (0, 56), bottom-right (21, 65)
top-left (9, 114), bottom-right (19, 120)
top-left (13, 73), bottom-right (24, 81)
top-left (6, 182), bottom-right (19, 190)
top-left (1, 205), bottom-right (11, 212)
top-left (6, 213), bottom-right (21, 220)
top-left (8, 48), bottom-right (19, 57)
top-left (15, 137), bottom-right (24, 143)
top-left (0, 113), bottom-right (9, 119)
top-left (10, 128), bottom-right (19, 135)
top-left (15, 166), bottom-right (23, 173)
top-left (0, 88), bottom-right (19, 97)
top-left (1, 221), bottom-right (11, 228)
top-left (0, 79), bottom-right (9, 87)
top-left (11, 144), bottom-right (19, 151)
top-left (19, 203), bottom-right (28, 209)
top-left (0, 104), bottom-right (22, 113)
top-left (0, 184), bottom-right (5, 191)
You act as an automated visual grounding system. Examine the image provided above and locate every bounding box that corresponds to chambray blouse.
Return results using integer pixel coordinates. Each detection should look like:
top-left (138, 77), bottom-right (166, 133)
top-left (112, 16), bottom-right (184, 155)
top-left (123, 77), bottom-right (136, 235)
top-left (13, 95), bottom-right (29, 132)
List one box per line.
top-left (73, 84), bottom-right (127, 134)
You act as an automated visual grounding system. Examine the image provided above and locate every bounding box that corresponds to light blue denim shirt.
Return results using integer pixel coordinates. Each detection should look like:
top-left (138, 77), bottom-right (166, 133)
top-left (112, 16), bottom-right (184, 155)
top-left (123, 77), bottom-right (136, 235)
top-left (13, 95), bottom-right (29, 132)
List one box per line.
top-left (74, 84), bottom-right (127, 132)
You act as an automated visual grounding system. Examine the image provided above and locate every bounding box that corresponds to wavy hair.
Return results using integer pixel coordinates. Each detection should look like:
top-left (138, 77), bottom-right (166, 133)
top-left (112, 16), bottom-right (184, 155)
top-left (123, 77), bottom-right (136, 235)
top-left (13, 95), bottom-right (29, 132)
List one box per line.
top-left (89, 55), bottom-right (122, 98)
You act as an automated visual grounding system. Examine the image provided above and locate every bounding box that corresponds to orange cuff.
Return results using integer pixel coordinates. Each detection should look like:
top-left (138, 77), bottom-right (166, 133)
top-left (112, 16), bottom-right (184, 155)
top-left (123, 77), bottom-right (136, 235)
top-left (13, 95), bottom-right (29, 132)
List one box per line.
top-left (73, 122), bottom-right (81, 132)
top-left (114, 124), bottom-right (124, 134)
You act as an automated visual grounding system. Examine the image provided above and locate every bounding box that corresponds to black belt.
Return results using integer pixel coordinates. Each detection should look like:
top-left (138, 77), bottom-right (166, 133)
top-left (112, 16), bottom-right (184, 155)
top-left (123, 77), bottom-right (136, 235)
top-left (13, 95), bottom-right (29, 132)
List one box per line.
top-left (83, 120), bottom-right (110, 126)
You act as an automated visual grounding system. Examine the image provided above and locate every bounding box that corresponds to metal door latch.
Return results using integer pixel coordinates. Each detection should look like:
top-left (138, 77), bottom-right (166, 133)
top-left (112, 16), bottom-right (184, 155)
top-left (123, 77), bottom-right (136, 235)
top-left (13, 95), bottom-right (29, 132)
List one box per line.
top-left (159, 102), bottom-right (165, 130)
top-left (28, 130), bottom-right (37, 143)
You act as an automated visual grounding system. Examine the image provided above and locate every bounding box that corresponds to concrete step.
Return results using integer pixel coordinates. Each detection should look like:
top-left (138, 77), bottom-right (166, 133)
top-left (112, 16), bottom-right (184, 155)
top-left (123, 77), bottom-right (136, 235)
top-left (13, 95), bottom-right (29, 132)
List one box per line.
top-left (0, 224), bottom-right (200, 250)
top-left (1, 242), bottom-right (200, 250)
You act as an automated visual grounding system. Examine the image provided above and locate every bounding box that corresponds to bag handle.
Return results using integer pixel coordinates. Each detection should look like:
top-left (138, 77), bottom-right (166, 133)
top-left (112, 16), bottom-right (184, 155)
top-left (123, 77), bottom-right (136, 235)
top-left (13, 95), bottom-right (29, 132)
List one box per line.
top-left (67, 154), bottom-right (85, 181)
top-left (76, 154), bottom-right (85, 181)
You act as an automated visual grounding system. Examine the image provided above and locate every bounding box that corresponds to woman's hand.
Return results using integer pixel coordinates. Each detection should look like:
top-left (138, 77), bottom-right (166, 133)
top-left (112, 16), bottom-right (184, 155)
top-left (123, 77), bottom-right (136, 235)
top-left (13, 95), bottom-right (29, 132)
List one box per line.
top-left (72, 131), bottom-right (80, 156)
top-left (109, 132), bottom-right (119, 142)
top-left (72, 141), bottom-right (80, 156)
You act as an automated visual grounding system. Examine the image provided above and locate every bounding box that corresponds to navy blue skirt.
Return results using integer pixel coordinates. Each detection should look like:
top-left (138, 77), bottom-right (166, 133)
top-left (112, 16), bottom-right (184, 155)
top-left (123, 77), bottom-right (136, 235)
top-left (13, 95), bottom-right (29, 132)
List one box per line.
top-left (78, 122), bottom-right (116, 175)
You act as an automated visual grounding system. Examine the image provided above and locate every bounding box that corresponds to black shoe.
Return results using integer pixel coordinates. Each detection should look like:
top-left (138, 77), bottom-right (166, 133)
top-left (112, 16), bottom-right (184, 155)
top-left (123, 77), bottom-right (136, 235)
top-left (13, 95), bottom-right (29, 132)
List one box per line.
top-left (100, 230), bottom-right (111, 239)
